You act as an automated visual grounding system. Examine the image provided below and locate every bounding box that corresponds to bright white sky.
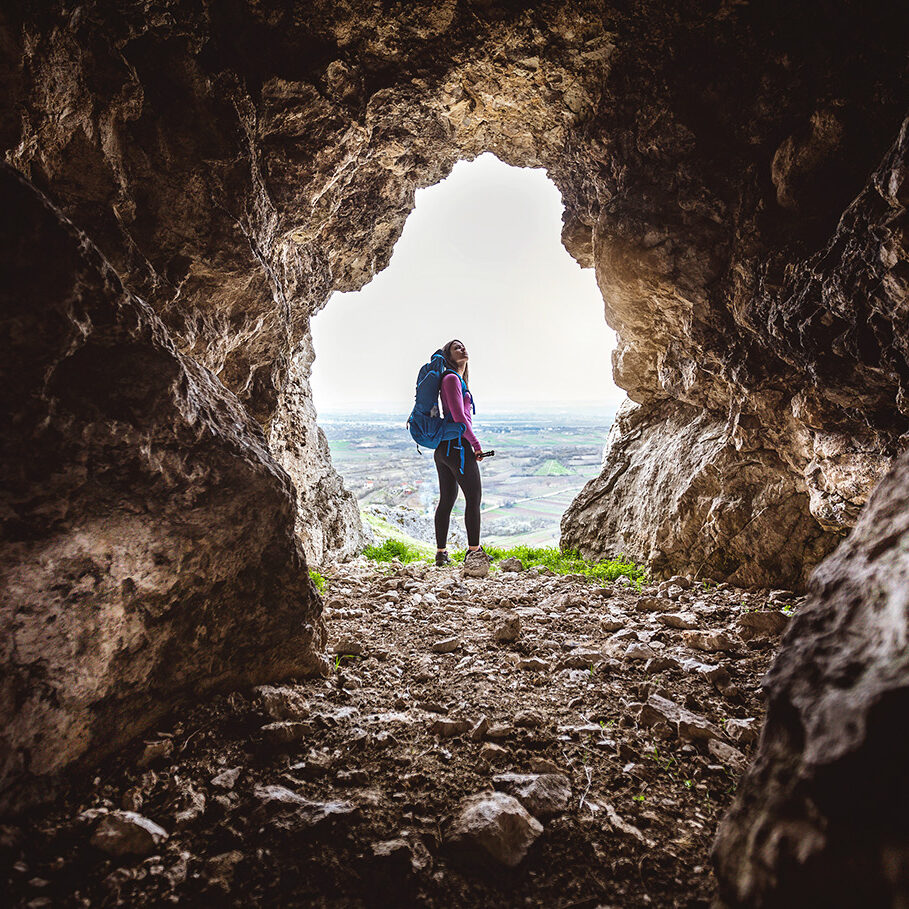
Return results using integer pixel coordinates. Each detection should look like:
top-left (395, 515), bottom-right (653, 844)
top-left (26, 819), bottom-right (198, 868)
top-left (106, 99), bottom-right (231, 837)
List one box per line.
top-left (310, 153), bottom-right (624, 414)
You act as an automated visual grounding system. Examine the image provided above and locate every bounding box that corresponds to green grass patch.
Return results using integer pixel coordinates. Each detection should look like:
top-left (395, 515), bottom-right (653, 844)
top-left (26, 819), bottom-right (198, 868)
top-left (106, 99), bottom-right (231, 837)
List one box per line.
top-left (450, 545), bottom-right (647, 585)
top-left (534, 458), bottom-right (573, 476)
top-left (361, 511), bottom-right (434, 557)
top-left (309, 569), bottom-right (327, 593)
top-left (362, 538), bottom-right (430, 564)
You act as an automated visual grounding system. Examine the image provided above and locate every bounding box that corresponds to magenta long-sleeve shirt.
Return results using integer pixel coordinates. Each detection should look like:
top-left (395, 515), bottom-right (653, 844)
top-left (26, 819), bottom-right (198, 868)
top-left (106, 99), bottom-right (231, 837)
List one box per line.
top-left (440, 372), bottom-right (481, 452)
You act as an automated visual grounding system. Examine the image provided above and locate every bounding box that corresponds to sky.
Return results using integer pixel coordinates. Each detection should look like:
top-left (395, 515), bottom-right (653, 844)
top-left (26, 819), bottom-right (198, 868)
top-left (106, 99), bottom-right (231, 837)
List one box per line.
top-left (310, 152), bottom-right (625, 414)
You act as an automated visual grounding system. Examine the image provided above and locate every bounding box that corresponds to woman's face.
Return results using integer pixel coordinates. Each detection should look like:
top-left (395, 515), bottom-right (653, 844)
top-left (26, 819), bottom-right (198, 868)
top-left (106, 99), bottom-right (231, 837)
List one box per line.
top-left (449, 340), bottom-right (468, 367)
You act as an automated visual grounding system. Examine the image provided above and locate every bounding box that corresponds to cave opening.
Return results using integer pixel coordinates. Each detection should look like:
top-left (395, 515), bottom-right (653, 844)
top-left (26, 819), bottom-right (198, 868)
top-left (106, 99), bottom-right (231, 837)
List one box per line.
top-left (309, 152), bottom-right (624, 553)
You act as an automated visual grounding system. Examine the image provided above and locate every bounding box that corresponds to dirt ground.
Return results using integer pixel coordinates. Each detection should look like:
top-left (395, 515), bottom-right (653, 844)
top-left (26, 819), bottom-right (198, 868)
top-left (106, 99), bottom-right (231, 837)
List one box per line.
top-left (3, 558), bottom-right (798, 907)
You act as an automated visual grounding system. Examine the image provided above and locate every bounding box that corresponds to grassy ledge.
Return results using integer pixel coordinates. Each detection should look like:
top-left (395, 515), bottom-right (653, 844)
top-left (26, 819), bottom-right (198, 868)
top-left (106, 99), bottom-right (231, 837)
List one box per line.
top-left (308, 569), bottom-right (327, 593)
top-left (361, 541), bottom-right (647, 586)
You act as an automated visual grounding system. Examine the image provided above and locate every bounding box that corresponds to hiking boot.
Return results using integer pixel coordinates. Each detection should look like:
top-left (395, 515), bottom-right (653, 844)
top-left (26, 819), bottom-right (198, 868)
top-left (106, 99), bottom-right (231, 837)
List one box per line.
top-left (463, 546), bottom-right (490, 578)
top-left (435, 550), bottom-right (451, 567)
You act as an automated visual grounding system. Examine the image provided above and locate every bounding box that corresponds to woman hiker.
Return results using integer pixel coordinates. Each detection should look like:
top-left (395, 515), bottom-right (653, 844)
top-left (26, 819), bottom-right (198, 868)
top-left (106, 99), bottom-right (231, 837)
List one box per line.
top-left (434, 339), bottom-right (490, 577)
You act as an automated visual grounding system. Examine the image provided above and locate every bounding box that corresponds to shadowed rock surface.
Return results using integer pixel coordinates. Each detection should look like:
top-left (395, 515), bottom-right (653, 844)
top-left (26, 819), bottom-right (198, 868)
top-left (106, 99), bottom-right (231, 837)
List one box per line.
top-left (713, 440), bottom-right (909, 908)
top-left (0, 166), bottom-right (326, 814)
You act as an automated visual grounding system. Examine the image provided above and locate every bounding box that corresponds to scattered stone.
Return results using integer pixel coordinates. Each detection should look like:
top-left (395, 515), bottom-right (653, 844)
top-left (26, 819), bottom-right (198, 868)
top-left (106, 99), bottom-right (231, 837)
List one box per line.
top-left (529, 757), bottom-right (563, 774)
top-left (657, 612), bottom-right (700, 630)
top-left (736, 611), bottom-right (790, 640)
top-left (636, 597), bottom-right (673, 613)
top-left (260, 721), bottom-right (312, 746)
top-left (211, 767), bottom-right (241, 790)
top-left (513, 709), bottom-right (545, 728)
top-left (166, 779), bottom-right (206, 828)
top-left (470, 716), bottom-right (490, 740)
top-left (486, 723), bottom-right (512, 740)
top-left (517, 657), bottom-right (549, 671)
top-left (446, 792), bottom-right (543, 867)
top-left (332, 638), bottom-right (365, 656)
top-left (637, 695), bottom-right (723, 743)
top-left (256, 685), bottom-right (311, 721)
top-left (499, 557), bottom-right (524, 572)
top-left (205, 851), bottom-right (244, 892)
top-left (559, 649), bottom-right (605, 669)
top-left (708, 739), bottom-right (747, 770)
top-left (625, 642), bottom-right (657, 661)
top-left (725, 717), bottom-right (759, 745)
top-left (430, 717), bottom-right (471, 738)
top-left (137, 739), bottom-right (173, 769)
top-left (682, 631), bottom-right (738, 653)
top-left (479, 743), bottom-right (509, 765)
top-left (91, 811), bottom-right (168, 857)
top-left (290, 750), bottom-right (333, 778)
top-left (644, 656), bottom-right (681, 674)
top-left (492, 773), bottom-right (571, 819)
top-left (335, 769), bottom-right (370, 786)
top-left (462, 552), bottom-right (490, 579)
top-left (601, 615), bottom-right (625, 632)
top-left (431, 637), bottom-right (461, 654)
top-left (252, 785), bottom-right (358, 832)
top-left (492, 612), bottom-right (521, 643)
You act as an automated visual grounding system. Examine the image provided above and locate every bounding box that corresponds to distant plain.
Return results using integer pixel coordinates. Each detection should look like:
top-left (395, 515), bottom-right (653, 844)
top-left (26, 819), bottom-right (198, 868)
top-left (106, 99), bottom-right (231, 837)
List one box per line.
top-left (320, 406), bottom-right (618, 549)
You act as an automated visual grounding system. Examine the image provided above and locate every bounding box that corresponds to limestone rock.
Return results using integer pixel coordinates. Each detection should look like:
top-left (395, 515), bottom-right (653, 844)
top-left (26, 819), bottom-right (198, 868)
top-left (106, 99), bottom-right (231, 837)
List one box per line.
top-left (252, 785), bottom-right (358, 833)
top-left (446, 792), bottom-right (543, 867)
top-left (256, 686), bottom-right (311, 722)
top-left (562, 400), bottom-right (837, 590)
top-left (735, 611), bottom-right (790, 640)
top-left (492, 613), bottom-right (521, 644)
top-left (638, 695), bottom-right (722, 744)
top-left (499, 558), bottom-right (524, 572)
top-left (91, 811), bottom-right (168, 857)
top-left (492, 773), bottom-right (572, 819)
top-left (429, 718), bottom-right (470, 739)
top-left (682, 631), bottom-right (738, 654)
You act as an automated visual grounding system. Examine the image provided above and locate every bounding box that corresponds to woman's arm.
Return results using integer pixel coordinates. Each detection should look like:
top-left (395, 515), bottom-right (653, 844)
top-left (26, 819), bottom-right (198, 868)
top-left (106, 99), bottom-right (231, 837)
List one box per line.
top-left (441, 373), bottom-right (481, 452)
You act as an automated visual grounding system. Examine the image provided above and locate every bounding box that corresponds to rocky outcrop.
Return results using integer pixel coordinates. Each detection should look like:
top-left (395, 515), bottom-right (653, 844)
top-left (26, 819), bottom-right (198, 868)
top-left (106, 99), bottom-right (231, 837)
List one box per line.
top-left (713, 440), bottom-right (909, 907)
top-left (268, 332), bottom-right (363, 564)
top-left (563, 109), bottom-right (909, 586)
top-left (562, 399), bottom-right (837, 588)
top-left (0, 166), bottom-right (326, 814)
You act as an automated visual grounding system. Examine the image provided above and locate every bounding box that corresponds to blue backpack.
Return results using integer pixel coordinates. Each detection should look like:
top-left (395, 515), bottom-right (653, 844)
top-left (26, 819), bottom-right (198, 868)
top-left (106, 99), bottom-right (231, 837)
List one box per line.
top-left (406, 349), bottom-right (476, 472)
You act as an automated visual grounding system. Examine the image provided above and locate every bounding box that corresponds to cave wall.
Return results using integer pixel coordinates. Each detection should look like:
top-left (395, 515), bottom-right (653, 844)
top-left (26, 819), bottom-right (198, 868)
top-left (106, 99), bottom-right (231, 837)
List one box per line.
top-left (2, 9), bottom-right (909, 894)
top-left (0, 165), bottom-right (326, 814)
top-left (4, 1), bottom-right (906, 588)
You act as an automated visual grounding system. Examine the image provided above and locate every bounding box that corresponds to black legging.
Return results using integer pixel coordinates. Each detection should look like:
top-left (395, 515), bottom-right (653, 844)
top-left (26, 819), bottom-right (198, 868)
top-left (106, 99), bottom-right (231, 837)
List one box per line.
top-left (434, 440), bottom-right (481, 548)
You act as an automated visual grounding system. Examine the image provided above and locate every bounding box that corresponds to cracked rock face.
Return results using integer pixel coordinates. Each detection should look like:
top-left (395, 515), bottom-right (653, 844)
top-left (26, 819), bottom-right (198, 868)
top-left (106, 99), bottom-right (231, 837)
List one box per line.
top-left (0, 166), bottom-right (326, 813)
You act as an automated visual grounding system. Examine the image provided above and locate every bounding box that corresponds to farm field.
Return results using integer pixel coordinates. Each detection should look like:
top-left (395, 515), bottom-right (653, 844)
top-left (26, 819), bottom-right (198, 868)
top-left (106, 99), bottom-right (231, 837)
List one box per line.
top-left (319, 407), bottom-right (616, 548)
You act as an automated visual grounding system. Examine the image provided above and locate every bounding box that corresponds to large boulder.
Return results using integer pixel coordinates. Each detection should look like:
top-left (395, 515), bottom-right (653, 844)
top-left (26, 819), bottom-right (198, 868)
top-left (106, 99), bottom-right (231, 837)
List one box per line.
top-left (0, 166), bottom-right (327, 814)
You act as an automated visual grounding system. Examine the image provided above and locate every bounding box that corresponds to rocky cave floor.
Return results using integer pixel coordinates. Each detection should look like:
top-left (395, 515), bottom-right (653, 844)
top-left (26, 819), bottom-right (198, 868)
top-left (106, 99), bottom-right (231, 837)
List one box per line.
top-left (3, 561), bottom-right (798, 908)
